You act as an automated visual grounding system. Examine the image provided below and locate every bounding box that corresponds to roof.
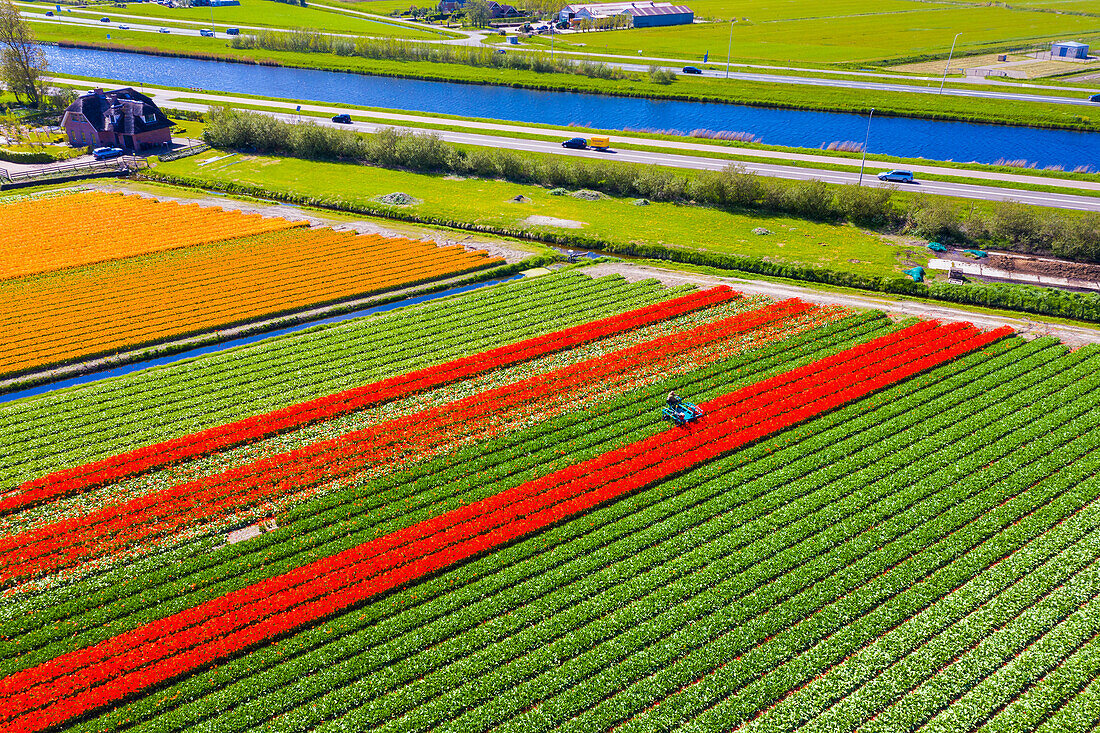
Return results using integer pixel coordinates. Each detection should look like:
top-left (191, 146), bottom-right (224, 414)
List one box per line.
top-left (65, 88), bottom-right (174, 136)
top-left (1053, 41), bottom-right (1089, 48)
top-left (628, 4), bottom-right (691, 15)
top-left (562, 2), bottom-right (676, 12)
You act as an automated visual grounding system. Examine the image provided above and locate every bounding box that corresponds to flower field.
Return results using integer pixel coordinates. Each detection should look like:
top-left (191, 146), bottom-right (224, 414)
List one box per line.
top-left (3, 266), bottom-right (1100, 733)
top-left (0, 217), bottom-right (504, 378)
top-left (0, 191), bottom-right (305, 281)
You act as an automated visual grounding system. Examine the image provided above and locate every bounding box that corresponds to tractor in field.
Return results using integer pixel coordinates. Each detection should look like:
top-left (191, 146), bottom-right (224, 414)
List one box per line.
top-left (662, 391), bottom-right (703, 426)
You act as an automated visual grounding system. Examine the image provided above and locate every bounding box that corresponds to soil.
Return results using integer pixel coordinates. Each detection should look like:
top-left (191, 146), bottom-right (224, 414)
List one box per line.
top-left (982, 253), bottom-right (1100, 283)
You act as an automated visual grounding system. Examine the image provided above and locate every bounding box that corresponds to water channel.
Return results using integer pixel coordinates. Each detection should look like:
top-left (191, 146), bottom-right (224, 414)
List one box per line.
top-left (0, 275), bottom-right (521, 405)
top-left (47, 45), bottom-right (1100, 169)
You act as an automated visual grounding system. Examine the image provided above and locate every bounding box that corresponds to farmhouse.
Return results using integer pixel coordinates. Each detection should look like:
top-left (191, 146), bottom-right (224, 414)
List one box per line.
top-left (62, 88), bottom-right (174, 152)
top-left (558, 1), bottom-right (693, 26)
top-left (437, 0), bottom-right (519, 15)
top-left (1051, 40), bottom-right (1089, 59)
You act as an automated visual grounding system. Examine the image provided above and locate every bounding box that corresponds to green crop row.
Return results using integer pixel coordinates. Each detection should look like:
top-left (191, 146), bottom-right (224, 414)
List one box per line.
top-left (0, 313), bottom-right (890, 675)
top-left (620, 354), bottom-right (1100, 733)
top-left (426, 347), bottom-right (1100, 733)
top-left (0, 271), bottom-right (676, 487)
top-left (54, 315), bottom-right (901, 733)
top-left (66, 331), bottom-right (1033, 733)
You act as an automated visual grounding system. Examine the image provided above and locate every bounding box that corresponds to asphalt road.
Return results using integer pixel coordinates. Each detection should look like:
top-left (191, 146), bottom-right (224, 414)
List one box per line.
top-left (197, 103), bottom-right (1100, 212)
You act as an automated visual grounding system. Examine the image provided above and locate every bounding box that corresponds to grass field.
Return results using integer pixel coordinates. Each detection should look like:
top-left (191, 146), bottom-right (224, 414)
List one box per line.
top-left (153, 152), bottom-right (919, 279)
top-left (21, 0), bottom-right (451, 39)
top-left (561, 5), bottom-right (1100, 65)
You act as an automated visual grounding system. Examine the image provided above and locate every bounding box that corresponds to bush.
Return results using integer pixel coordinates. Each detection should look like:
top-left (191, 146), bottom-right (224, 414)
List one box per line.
top-left (834, 184), bottom-right (895, 227)
top-left (906, 194), bottom-right (963, 242)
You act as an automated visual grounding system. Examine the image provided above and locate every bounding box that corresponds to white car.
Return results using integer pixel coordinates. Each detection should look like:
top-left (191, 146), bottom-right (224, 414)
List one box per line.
top-left (158, 27), bottom-right (170, 33)
top-left (118, 24), bottom-right (129, 29)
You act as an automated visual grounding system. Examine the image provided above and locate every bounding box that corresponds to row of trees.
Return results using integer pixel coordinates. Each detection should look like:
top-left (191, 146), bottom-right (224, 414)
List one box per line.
top-left (202, 108), bottom-right (1100, 262)
top-left (229, 29), bottom-right (625, 79)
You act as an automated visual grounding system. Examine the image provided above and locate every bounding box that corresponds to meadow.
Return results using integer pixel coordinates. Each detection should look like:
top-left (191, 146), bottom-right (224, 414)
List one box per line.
top-left (562, 5), bottom-right (1100, 65)
top-left (21, 0), bottom-right (451, 39)
top-left (153, 152), bottom-right (917, 280)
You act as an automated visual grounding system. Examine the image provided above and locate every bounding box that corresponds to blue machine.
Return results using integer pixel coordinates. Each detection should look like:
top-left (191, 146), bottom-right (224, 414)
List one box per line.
top-left (662, 400), bottom-right (704, 426)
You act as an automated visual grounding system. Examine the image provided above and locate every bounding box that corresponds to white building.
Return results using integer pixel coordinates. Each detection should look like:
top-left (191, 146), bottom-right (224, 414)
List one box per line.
top-left (559, 1), bottom-right (692, 25)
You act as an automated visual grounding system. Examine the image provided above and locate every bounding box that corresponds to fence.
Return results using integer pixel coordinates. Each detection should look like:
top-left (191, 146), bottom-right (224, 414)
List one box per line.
top-left (0, 156), bottom-right (146, 189)
top-left (158, 142), bottom-right (211, 162)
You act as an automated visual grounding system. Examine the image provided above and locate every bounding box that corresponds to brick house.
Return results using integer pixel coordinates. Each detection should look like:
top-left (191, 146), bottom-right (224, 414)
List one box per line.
top-left (62, 88), bottom-right (175, 152)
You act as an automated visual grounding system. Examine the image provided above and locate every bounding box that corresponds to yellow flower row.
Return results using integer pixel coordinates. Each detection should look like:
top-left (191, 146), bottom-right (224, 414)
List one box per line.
top-left (0, 191), bottom-right (305, 281)
top-left (1, 227), bottom-right (503, 377)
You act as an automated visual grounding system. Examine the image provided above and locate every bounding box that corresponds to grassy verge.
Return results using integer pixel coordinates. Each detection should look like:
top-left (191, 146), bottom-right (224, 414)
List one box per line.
top-left (34, 22), bottom-right (1100, 131)
top-left (148, 151), bottom-right (920, 280)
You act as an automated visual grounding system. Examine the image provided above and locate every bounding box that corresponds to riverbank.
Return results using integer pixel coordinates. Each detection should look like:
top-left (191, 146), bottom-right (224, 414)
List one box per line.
top-left (34, 26), bottom-right (1100, 132)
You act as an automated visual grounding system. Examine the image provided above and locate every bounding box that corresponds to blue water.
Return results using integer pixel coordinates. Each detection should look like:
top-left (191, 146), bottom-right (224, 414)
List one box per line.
top-left (0, 275), bottom-right (522, 405)
top-left (46, 45), bottom-right (1099, 168)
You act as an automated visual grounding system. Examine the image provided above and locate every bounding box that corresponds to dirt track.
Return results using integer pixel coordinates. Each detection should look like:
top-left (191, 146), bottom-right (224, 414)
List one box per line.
top-left (581, 262), bottom-right (1100, 347)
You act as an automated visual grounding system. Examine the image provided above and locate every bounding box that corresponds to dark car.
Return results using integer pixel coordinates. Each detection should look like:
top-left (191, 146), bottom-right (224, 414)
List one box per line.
top-left (44, 10), bottom-right (53, 15)
top-left (561, 137), bottom-right (588, 149)
top-left (92, 147), bottom-right (124, 161)
top-left (682, 66), bottom-right (703, 74)
top-left (1090, 93), bottom-right (1100, 102)
top-left (877, 169), bottom-right (915, 183)
top-left (99, 16), bottom-right (110, 22)
top-left (331, 114), bottom-right (352, 124)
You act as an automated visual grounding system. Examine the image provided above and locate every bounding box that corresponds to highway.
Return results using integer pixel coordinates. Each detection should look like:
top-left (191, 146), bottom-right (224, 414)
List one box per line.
top-left (152, 94), bottom-right (1100, 212)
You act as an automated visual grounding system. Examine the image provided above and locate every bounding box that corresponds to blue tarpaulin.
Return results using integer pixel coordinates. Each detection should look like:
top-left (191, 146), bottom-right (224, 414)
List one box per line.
top-left (927, 242), bottom-right (947, 252)
top-left (963, 249), bottom-right (988, 258)
top-left (904, 266), bottom-right (925, 282)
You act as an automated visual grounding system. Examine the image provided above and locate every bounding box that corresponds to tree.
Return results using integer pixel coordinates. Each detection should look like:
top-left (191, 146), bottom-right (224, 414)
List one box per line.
top-left (0, 0), bottom-right (46, 107)
top-left (464, 0), bottom-right (492, 27)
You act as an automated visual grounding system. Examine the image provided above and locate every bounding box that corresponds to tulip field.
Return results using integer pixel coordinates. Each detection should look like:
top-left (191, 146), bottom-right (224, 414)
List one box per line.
top-left (0, 192), bottom-right (504, 379)
top-left (0, 191), bottom-right (304, 280)
top-left (3, 267), bottom-right (1100, 733)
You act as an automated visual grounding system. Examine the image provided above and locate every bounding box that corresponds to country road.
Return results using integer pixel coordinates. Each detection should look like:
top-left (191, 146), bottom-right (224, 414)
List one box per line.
top-left (67, 81), bottom-right (1098, 212)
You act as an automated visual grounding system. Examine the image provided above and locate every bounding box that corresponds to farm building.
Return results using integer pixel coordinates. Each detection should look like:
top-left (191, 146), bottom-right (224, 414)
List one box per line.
top-left (558, 1), bottom-right (693, 26)
top-left (1051, 40), bottom-right (1089, 59)
top-left (437, 0), bottom-right (519, 15)
top-left (61, 88), bottom-right (174, 152)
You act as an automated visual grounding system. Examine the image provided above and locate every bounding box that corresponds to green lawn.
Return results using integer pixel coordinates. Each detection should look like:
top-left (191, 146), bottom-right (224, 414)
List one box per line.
top-left (153, 153), bottom-right (920, 279)
top-left (21, 0), bottom-right (450, 38)
top-left (563, 5), bottom-right (1100, 64)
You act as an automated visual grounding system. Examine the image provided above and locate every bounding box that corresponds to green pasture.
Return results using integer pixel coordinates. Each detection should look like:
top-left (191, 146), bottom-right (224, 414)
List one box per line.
top-left (154, 153), bottom-right (918, 279)
top-left (20, 0), bottom-right (448, 38)
top-left (562, 5), bottom-right (1100, 64)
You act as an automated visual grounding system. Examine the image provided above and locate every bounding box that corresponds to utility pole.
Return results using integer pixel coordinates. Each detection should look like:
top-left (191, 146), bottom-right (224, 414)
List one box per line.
top-left (725, 18), bottom-right (733, 78)
top-left (939, 32), bottom-right (961, 93)
top-left (857, 107), bottom-right (874, 186)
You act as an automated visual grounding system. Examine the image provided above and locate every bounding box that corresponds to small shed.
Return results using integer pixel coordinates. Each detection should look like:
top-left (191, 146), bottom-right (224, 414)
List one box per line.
top-left (1052, 41), bottom-right (1089, 59)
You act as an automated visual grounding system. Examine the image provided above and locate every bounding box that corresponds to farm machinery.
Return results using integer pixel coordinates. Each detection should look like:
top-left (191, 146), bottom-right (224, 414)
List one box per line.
top-left (662, 399), bottom-right (704, 427)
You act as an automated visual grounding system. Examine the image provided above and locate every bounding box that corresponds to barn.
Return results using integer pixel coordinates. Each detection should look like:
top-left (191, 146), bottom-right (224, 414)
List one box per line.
top-left (1051, 40), bottom-right (1089, 59)
top-left (628, 3), bottom-right (692, 27)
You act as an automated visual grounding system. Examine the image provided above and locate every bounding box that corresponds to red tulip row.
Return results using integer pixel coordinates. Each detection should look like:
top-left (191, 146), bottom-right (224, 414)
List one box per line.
top-left (0, 321), bottom-right (1010, 732)
top-left (0, 298), bottom-right (801, 585)
top-left (3, 287), bottom-right (739, 517)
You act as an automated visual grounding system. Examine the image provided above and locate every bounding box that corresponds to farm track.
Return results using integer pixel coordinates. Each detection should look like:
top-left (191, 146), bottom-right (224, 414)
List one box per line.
top-left (0, 314), bottom-right (888, 678)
